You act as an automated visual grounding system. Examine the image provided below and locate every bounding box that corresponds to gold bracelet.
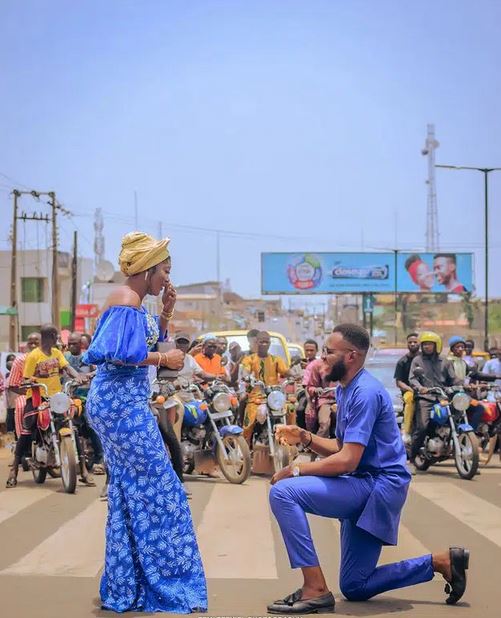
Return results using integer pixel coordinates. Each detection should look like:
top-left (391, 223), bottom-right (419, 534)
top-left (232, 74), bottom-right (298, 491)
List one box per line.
top-left (161, 310), bottom-right (174, 321)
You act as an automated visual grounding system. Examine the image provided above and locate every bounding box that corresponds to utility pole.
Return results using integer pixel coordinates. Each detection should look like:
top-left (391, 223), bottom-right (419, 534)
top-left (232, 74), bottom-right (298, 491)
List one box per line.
top-left (394, 249), bottom-right (398, 345)
top-left (49, 192), bottom-right (60, 328)
top-left (9, 190), bottom-right (20, 350)
top-left (9, 190), bottom-right (66, 343)
top-left (134, 191), bottom-right (139, 228)
top-left (216, 231), bottom-right (221, 283)
top-left (71, 230), bottom-right (78, 331)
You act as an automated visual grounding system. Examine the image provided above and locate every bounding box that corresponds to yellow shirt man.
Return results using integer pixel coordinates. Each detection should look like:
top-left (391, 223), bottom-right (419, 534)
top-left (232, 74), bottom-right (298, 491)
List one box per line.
top-left (241, 353), bottom-right (289, 387)
top-left (23, 347), bottom-right (69, 397)
top-left (241, 352), bottom-right (289, 442)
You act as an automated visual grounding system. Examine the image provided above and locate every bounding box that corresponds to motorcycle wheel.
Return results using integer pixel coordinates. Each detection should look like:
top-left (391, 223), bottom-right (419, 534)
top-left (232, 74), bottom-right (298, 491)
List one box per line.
top-left (32, 467), bottom-right (47, 484)
top-left (59, 436), bottom-right (78, 494)
top-left (413, 453), bottom-right (431, 471)
top-left (216, 435), bottom-right (251, 484)
top-left (273, 441), bottom-right (292, 473)
top-left (454, 431), bottom-right (479, 480)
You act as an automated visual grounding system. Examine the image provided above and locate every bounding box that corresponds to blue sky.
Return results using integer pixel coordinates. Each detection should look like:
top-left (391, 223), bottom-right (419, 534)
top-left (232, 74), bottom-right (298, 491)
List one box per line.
top-left (1, 0), bottom-right (500, 301)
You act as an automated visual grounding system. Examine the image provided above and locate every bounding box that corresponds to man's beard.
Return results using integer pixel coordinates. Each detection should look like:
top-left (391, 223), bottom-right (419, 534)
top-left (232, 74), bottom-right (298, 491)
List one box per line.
top-left (326, 358), bottom-right (347, 382)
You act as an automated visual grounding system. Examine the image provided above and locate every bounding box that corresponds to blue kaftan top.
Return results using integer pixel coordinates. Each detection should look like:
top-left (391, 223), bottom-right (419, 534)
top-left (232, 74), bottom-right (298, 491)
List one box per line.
top-left (83, 305), bottom-right (164, 368)
top-left (335, 369), bottom-right (411, 546)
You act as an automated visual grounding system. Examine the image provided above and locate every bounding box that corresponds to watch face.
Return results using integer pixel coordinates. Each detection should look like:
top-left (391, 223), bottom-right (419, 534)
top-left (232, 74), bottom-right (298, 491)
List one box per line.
top-left (293, 466), bottom-right (300, 477)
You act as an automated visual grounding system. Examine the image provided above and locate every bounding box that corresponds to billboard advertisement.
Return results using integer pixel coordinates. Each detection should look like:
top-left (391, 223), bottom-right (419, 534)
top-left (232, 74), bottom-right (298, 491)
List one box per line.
top-left (397, 252), bottom-right (473, 294)
top-left (261, 252), bottom-right (473, 294)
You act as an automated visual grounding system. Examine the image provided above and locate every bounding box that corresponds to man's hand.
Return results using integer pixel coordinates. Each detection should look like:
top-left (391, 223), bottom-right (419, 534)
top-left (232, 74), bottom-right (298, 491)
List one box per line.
top-left (418, 386), bottom-right (429, 395)
top-left (275, 424), bottom-right (304, 446)
top-left (271, 464), bottom-right (293, 485)
top-left (74, 374), bottom-right (87, 385)
top-left (189, 342), bottom-right (203, 357)
top-left (162, 349), bottom-right (184, 371)
top-left (161, 283), bottom-right (177, 314)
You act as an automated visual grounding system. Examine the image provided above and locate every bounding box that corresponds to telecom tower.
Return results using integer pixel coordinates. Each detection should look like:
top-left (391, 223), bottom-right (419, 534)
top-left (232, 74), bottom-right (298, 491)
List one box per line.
top-left (421, 124), bottom-right (440, 252)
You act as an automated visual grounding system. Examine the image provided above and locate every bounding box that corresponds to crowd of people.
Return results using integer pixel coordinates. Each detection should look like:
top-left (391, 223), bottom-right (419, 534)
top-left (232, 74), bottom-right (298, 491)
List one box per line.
top-left (2, 322), bottom-right (500, 487)
top-left (393, 332), bottom-right (500, 472)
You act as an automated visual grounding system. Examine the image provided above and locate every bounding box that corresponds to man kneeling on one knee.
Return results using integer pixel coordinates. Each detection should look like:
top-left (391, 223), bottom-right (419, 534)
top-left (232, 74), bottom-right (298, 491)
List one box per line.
top-left (267, 323), bottom-right (469, 615)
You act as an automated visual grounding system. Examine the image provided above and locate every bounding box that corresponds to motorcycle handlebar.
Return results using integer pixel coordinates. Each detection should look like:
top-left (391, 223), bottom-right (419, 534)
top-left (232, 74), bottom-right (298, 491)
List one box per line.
top-left (23, 382), bottom-right (49, 397)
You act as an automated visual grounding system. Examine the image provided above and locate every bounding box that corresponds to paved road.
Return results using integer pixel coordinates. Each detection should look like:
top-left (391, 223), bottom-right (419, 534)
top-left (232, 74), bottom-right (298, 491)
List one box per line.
top-left (1, 447), bottom-right (500, 618)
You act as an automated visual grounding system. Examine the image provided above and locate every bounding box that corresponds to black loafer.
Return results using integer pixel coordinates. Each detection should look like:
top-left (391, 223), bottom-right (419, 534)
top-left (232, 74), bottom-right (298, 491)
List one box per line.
top-left (445, 546), bottom-right (469, 605)
top-left (267, 589), bottom-right (335, 614)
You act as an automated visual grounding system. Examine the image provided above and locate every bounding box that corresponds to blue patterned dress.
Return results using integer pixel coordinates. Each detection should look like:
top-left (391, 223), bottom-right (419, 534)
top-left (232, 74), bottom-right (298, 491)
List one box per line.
top-left (83, 306), bottom-right (207, 613)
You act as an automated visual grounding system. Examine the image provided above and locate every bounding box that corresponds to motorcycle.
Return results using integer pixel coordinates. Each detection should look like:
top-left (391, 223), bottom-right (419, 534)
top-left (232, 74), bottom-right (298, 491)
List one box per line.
top-left (153, 378), bottom-right (251, 484)
top-left (413, 381), bottom-right (479, 480)
top-left (245, 376), bottom-right (297, 473)
top-left (24, 381), bottom-right (84, 493)
top-left (469, 384), bottom-right (501, 465)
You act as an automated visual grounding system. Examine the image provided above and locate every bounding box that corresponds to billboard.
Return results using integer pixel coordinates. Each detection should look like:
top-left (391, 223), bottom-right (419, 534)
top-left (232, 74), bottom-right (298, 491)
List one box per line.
top-left (261, 252), bottom-right (473, 295)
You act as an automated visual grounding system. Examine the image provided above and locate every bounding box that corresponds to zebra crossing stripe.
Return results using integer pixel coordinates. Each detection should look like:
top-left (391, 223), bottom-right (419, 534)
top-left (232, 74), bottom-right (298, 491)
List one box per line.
top-left (0, 488), bottom-right (53, 526)
top-left (0, 499), bottom-right (106, 577)
top-left (332, 519), bottom-right (430, 563)
top-left (412, 482), bottom-right (501, 549)
top-left (196, 478), bottom-right (278, 579)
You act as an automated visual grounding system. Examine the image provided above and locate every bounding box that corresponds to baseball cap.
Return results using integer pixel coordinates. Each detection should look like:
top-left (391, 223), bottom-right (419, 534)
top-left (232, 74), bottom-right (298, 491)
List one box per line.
top-left (174, 332), bottom-right (191, 343)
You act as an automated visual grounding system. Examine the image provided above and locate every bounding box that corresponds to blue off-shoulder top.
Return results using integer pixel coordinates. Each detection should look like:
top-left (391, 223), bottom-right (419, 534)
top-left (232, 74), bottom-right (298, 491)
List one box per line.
top-left (82, 306), bottom-right (164, 366)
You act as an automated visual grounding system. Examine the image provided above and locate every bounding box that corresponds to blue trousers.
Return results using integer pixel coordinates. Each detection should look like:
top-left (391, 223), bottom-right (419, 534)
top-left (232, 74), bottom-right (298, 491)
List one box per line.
top-left (269, 476), bottom-right (434, 601)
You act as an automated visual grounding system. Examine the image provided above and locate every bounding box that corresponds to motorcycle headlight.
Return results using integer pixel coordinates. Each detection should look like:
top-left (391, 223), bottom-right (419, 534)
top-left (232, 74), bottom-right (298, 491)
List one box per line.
top-left (452, 392), bottom-right (471, 412)
top-left (267, 391), bottom-right (286, 411)
top-left (213, 392), bottom-right (231, 413)
top-left (49, 392), bottom-right (72, 415)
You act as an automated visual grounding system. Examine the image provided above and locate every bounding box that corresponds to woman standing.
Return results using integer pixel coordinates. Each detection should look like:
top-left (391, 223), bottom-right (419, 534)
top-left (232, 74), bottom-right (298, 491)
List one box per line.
top-left (83, 232), bottom-right (207, 614)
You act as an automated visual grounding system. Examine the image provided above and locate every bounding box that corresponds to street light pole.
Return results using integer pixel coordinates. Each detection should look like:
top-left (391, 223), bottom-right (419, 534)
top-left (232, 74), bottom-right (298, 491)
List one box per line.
top-left (483, 171), bottom-right (489, 352)
top-left (436, 165), bottom-right (501, 350)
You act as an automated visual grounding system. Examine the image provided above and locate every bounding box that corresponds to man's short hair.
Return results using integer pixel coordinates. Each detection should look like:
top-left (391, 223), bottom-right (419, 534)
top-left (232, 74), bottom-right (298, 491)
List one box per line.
top-left (304, 339), bottom-right (318, 349)
top-left (247, 329), bottom-right (260, 339)
top-left (465, 339), bottom-right (475, 347)
top-left (41, 324), bottom-right (58, 340)
top-left (407, 332), bottom-right (419, 340)
top-left (333, 323), bottom-right (370, 352)
top-left (434, 253), bottom-right (457, 265)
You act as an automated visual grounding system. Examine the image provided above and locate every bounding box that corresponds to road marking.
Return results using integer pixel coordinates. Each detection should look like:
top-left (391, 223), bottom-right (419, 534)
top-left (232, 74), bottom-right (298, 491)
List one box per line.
top-left (196, 479), bottom-right (277, 579)
top-left (332, 519), bottom-right (430, 563)
top-left (430, 466), bottom-right (501, 476)
top-left (0, 499), bottom-right (106, 577)
top-left (380, 523), bottom-right (430, 563)
top-left (0, 488), bottom-right (53, 526)
top-left (412, 482), bottom-right (501, 548)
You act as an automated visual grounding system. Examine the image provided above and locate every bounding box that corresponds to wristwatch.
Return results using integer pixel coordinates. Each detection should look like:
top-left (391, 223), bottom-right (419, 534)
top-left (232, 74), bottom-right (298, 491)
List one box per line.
top-left (292, 464), bottom-right (301, 477)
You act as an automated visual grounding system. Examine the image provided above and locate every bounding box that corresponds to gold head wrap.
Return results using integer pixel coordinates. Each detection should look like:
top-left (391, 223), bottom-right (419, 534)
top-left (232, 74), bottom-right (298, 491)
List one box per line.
top-left (118, 232), bottom-right (170, 276)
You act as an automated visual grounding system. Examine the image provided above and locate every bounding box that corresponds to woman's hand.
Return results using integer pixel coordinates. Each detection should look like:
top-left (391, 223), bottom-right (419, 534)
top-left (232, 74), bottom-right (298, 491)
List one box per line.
top-left (271, 464), bottom-right (293, 485)
top-left (162, 283), bottom-right (177, 314)
top-left (162, 349), bottom-right (184, 371)
top-left (275, 424), bottom-right (304, 446)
